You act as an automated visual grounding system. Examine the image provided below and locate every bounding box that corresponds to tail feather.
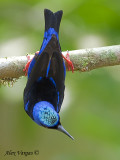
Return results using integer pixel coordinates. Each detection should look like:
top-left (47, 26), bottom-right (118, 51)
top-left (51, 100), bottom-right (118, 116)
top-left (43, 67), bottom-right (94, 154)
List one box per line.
top-left (44, 9), bottom-right (63, 33)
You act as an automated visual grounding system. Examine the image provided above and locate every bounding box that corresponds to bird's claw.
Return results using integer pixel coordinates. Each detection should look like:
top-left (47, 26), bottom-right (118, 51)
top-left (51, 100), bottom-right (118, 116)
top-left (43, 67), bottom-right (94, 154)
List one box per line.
top-left (23, 55), bottom-right (32, 76)
top-left (23, 51), bottom-right (39, 76)
top-left (62, 51), bottom-right (74, 73)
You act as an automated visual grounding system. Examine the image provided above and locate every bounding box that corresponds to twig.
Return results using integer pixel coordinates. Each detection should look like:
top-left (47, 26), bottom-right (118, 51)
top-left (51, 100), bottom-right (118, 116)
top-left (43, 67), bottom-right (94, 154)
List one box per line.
top-left (0, 45), bottom-right (120, 79)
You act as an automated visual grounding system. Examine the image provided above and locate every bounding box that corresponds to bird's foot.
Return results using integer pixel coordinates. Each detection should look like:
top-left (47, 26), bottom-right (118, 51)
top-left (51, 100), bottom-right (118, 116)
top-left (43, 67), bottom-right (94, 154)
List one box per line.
top-left (23, 51), bottom-right (39, 76)
top-left (23, 54), bottom-right (32, 76)
top-left (62, 50), bottom-right (74, 73)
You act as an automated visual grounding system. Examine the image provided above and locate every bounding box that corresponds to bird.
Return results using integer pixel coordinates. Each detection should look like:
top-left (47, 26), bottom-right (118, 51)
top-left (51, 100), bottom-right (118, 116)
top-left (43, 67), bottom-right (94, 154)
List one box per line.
top-left (23, 9), bottom-right (74, 140)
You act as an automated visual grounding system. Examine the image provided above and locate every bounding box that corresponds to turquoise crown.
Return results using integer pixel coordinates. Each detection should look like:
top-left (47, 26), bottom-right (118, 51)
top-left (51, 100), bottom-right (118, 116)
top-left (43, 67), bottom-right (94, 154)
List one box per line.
top-left (33, 101), bottom-right (59, 127)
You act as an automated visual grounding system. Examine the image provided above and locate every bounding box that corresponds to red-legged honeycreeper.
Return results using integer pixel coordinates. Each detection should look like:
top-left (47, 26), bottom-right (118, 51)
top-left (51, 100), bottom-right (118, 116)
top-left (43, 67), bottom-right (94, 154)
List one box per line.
top-left (23, 9), bottom-right (74, 140)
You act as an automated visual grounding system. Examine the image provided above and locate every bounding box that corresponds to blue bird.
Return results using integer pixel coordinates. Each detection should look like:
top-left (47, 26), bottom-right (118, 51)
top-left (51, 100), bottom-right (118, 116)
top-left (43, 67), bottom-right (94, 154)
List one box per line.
top-left (23, 9), bottom-right (74, 140)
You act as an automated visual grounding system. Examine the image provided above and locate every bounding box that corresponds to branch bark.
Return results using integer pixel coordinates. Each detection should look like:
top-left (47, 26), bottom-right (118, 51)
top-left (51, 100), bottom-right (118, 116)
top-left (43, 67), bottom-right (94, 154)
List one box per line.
top-left (0, 45), bottom-right (120, 79)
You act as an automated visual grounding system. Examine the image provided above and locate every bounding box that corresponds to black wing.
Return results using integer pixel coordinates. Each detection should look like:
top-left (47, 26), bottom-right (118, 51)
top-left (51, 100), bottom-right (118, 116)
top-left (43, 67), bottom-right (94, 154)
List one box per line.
top-left (24, 35), bottom-right (65, 113)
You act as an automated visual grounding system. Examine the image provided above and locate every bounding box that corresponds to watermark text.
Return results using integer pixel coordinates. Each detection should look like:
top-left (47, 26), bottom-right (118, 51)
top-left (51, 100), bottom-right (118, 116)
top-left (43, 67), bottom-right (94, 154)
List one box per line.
top-left (4, 150), bottom-right (39, 156)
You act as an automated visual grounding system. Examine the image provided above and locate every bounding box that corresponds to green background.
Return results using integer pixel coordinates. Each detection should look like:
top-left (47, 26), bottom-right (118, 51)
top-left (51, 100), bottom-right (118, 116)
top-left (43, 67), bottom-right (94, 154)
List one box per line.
top-left (0, 0), bottom-right (120, 159)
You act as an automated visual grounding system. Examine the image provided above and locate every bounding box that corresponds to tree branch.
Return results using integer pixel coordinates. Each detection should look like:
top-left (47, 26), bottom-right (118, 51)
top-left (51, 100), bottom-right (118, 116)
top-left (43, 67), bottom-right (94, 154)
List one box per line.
top-left (0, 45), bottom-right (120, 80)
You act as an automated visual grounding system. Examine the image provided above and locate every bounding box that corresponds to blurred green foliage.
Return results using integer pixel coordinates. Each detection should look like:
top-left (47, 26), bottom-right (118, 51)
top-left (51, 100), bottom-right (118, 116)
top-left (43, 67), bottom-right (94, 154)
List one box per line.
top-left (0, 0), bottom-right (120, 160)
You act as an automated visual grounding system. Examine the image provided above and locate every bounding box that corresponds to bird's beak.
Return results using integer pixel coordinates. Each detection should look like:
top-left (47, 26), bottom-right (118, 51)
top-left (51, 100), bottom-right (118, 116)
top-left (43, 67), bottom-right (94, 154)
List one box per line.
top-left (57, 125), bottom-right (74, 140)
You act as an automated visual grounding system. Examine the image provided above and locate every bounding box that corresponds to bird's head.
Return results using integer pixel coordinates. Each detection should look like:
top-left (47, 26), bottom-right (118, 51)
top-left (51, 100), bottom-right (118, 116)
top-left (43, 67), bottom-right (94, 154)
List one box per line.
top-left (33, 101), bottom-right (74, 140)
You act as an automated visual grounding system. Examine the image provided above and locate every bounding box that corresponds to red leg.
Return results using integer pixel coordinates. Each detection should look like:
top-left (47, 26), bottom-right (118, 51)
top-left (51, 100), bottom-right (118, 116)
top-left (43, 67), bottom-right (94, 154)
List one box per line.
top-left (35, 51), bottom-right (39, 55)
top-left (62, 51), bottom-right (74, 73)
top-left (23, 55), bottom-right (32, 76)
top-left (23, 51), bottom-right (39, 76)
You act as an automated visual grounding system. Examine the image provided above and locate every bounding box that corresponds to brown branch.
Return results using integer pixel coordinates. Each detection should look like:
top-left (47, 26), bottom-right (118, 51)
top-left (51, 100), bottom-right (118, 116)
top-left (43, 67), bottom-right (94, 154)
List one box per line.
top-left (0, 45), bottom-right (120, 80)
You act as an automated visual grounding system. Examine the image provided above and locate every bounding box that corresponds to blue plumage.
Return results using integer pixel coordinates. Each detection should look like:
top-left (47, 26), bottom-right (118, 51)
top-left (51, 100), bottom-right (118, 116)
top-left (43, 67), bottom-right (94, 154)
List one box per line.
top-left (24, 9), bottom-right (74, 139)
top-left (33, 101), bottom-right (59, 127)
